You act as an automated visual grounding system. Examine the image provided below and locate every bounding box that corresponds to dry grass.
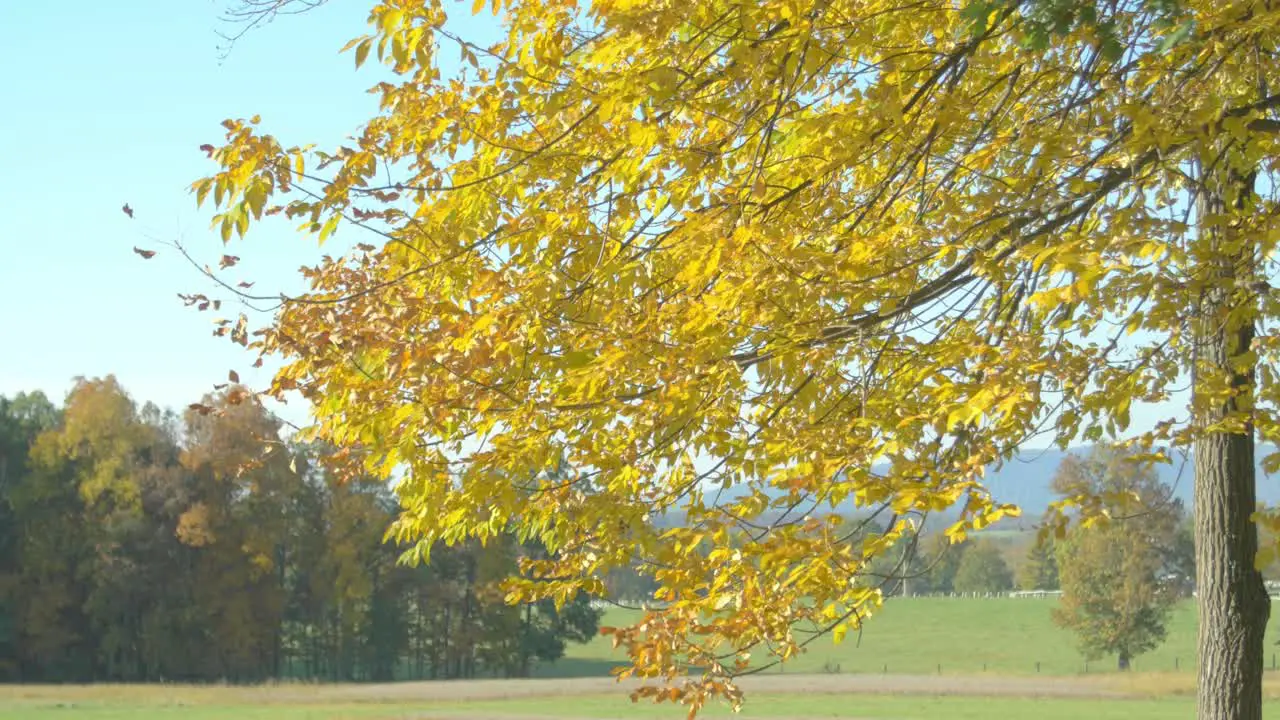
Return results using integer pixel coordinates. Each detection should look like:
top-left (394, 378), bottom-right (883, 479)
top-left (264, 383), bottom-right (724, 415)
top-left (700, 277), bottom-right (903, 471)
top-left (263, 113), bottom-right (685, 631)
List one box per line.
top-left (0, 672), bottom-right (1132, 707)
top-left (1098, 671), bottom-right (1280, 699)
top-left (0, 675), bottom-right (1249, 720)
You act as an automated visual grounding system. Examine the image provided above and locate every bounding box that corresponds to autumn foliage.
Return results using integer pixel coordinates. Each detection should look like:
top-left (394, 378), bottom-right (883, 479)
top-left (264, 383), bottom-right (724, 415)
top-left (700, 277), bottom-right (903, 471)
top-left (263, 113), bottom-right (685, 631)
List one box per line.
top-left (1051, 445), bottom-right (1186, 671)
top-left (0, 380), bottom-right (598, 682)
top-left (189, 0), bottom-right (1280, 714)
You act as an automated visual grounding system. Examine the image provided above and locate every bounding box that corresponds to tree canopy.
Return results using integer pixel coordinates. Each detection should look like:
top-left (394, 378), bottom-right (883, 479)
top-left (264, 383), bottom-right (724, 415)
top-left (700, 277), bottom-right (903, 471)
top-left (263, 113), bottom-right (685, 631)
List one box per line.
top-left (1017, 530), bottom-right (1060, 592)
top-left (953, 539), bottom-right (1014, 594)
top-left (185, 0), bottom-right (1280, 714)
top-left (1051, 445), bottom-right (1184, 671)
top-left (0, 380), bottom-right (599, 683)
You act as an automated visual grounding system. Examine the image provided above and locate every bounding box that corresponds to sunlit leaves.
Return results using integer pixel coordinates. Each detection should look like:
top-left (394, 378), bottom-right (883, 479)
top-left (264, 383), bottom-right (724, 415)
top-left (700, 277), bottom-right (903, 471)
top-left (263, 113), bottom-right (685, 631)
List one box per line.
top-left (186, 0), bottom-right (1280, 712)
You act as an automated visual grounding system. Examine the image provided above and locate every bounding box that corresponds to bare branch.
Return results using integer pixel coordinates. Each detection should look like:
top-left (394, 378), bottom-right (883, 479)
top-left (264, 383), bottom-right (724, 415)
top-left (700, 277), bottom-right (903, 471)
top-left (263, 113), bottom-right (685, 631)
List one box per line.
top-left (216, 0), bottom-right (330, 58)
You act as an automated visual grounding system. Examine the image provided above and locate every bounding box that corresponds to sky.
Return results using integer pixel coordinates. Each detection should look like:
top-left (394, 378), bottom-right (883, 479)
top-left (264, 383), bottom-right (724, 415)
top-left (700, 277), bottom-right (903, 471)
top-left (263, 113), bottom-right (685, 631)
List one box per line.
top-left (0, 1), bottom-right (494, 428)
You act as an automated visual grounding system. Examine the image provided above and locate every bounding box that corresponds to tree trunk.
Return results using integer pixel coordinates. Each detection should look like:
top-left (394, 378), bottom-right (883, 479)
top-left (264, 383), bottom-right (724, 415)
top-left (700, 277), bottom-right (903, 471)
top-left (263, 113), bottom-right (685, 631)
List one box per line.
top-left (1117, 651), bottom-right (1130, 672)
top-left (443, 602), bottom-right (453, 679)
top-left (1194, 171), bottom-right (1270, 720)
top-left (521, 603), bottom-right (532, 678)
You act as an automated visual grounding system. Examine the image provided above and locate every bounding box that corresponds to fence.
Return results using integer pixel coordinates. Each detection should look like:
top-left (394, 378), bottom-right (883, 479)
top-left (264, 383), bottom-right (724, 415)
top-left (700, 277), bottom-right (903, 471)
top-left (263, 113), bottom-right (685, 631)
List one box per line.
top-left (802, 653), bottom-right (1280, 676)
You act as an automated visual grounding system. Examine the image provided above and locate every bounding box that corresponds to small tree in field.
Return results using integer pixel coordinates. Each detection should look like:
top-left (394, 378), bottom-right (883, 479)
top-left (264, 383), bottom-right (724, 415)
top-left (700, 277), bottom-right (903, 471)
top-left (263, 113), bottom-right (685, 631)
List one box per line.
top-left (952, 540), bottom-right (1013, 594)
top-left (1051, 446), bottom-right (1181, 670)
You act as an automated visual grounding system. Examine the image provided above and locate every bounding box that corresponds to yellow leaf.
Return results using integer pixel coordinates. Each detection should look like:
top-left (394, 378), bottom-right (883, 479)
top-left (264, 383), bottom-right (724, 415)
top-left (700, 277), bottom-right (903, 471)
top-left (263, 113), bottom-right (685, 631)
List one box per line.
top-left (1257, 546), bottom-right (1276, 572)
top-left (354, 37), bottom-right (372, 68)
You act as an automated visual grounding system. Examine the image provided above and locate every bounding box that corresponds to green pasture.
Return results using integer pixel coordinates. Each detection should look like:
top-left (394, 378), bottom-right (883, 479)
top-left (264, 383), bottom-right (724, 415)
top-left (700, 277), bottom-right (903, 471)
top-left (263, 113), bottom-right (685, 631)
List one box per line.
top-left (9, 597), bottom-right (1280, 719)
top-left (549, 597), bottom-right (1280, 677)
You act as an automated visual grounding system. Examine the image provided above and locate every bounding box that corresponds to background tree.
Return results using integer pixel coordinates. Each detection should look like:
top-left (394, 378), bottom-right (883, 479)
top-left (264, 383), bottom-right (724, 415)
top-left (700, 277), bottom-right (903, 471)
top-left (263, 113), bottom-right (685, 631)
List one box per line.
top-left (919, 533), bottom-right (967, 595)
top-left (188, 0), bottom-right (1280, 714)
top-left (0, 378), bottom-right (599, 683)
top-left (1051, 445), bottom-right (1182, 671)
top-left (1168, 515), bottom-right (1196, 598)
top-left (0, 392), bottom-right (59, 679)
top-left (9, 377), bottom-right (150, 681)
top-left (1017, 535), bottom-right (1060, 592)
top-left (952, 540), bottom-right (1014, 594)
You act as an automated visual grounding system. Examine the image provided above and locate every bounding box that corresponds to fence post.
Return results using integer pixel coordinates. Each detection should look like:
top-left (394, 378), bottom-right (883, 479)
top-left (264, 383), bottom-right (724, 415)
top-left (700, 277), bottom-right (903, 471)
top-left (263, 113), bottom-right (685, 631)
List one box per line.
top-left (1175, 657), bottom-right (1179, 671)
top-left (1035, 662), bottom-right (1040, 673)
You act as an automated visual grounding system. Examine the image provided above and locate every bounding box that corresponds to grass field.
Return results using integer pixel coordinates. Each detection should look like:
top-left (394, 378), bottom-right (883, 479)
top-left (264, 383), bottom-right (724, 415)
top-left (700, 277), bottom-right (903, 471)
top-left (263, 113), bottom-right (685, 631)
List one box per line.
top-left (7, 597), bottom-right (1280, 719)
top-left (0, 677), bottom-right (1274, 720)
top-left (6, 676), bottom-right (1280, 720)
top-left (545, 597), bottom-right (1280, 677)
top-left (0, 696), bottom-right (1222, 720)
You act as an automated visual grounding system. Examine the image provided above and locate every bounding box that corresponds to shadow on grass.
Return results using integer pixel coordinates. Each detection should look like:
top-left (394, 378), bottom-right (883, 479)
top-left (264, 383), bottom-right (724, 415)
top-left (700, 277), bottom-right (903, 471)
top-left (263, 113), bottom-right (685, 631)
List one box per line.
top-left (530, 658), bottom-right (624, 679)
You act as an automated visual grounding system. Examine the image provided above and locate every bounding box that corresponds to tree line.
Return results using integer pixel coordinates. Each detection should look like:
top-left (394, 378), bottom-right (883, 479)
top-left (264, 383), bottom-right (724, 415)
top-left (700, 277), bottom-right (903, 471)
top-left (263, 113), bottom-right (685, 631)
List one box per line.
top-left (880, 447), bottom-right (1195, 599)
top-left (0, 377), bottom-right (599, 683)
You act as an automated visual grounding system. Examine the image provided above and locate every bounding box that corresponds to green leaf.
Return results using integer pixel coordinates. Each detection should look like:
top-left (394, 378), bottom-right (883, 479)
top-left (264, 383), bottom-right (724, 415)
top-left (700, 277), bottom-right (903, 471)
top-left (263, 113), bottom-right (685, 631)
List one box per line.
top-left (959, 0), bottom-right (995, 33)
top-left (1158, 20), bottom-right (1194, 53)
top-left (563, 349), bottom-right (594, 368)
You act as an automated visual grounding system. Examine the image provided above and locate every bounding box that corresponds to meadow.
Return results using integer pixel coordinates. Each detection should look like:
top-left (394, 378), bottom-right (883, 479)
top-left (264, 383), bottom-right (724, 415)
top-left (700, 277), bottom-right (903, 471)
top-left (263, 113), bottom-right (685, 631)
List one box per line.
top-left (547, 596), bottom-right (1280, 677)
top-left (8, 597), bottom-right (1280, 719)
top-left (6, 675), bottom-right (1280, 720)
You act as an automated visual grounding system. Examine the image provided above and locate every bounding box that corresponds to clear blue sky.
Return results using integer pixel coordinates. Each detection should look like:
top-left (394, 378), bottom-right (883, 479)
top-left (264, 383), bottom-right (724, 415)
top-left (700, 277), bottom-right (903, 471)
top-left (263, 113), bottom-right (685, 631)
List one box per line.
top-left (0, 1), bottom-right (491, 427)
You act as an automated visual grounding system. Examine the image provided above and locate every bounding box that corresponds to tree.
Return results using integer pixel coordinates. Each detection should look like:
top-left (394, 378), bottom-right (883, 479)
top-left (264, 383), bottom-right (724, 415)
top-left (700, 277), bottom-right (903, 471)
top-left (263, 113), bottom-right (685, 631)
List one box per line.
top-left (858, 521), bottom-right (928, 597)
top-left (189, 0), bottom-right (1280, 714)
top-left (0, 392), bottom-right (59, 679)
top-left (1051, 445), bottom-right (1183, 671)
top-left (952, 540), bottom-right (1013, 594)
top-left (14, 378), bottom-right (158, 681)
top-left (918, 532), bottom-right (966, 595)
top-left (1017, 534), bottom-right (1059, 592)
top-left (0, 377), bottom-right (602, 683)
top-left (1055, 525), bottom-right (1176, 670)
top-left (179, 388), bottom-right (303, 680)
top-left (1168, 514), bottom-right (1196, 597)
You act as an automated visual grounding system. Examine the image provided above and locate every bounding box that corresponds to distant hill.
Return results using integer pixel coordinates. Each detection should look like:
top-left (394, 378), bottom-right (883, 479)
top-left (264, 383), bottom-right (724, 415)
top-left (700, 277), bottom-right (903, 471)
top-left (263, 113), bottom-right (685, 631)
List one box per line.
top-left (982, 445), bottom-right (1280, 517)
top-left (681, 445), bottom-right (1280, 527)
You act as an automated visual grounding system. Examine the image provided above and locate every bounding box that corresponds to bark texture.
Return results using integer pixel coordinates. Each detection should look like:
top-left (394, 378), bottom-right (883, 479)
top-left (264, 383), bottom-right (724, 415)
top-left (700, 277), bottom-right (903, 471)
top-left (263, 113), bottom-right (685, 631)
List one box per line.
top-left (1194, 173), bottom-right (1269, 720)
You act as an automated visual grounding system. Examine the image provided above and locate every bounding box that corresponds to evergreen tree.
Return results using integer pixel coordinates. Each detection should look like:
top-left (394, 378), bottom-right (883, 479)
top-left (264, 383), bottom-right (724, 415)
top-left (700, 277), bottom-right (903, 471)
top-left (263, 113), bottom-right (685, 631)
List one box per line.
top-left (1017, 536), bottom-right (1059, 591)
